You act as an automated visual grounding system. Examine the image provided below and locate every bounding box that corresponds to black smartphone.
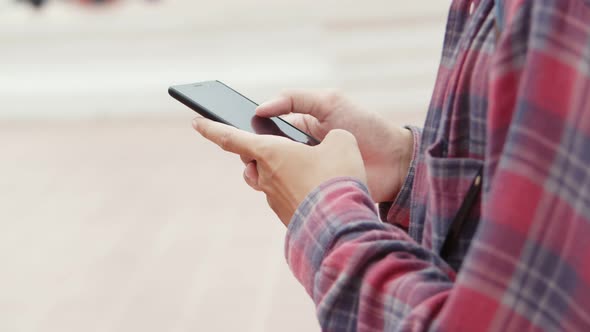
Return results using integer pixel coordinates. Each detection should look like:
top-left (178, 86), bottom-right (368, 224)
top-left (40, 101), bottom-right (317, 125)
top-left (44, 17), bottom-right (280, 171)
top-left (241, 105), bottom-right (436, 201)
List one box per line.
top-left (169, 80), bottom-right (319, 146)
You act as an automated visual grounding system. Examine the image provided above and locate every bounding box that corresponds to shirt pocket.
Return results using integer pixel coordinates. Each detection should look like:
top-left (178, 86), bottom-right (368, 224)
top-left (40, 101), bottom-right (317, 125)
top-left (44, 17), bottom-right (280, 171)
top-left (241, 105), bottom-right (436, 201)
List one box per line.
top-left (424, 140), bottom-right (483, 270)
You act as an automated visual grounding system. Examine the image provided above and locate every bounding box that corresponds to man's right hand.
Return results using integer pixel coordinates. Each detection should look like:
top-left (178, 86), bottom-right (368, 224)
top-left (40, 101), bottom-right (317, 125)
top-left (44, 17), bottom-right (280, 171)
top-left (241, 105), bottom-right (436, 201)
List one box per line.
top-left (254, 90), bottom-right (414, 203)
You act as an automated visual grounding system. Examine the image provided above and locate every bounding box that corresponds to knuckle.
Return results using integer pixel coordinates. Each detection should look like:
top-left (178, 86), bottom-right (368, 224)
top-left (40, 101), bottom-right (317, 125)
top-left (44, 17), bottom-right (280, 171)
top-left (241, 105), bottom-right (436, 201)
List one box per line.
top-left (258, 174), bottom-right (268, 187)
top-left (266, 161), bottom-right (281, 182)
top-left (323, 89), bottom-right (343, 105)
top-left (198, 124), bottom-right (209, 138)
top-left (219, 131), bottom-right (233, 151)
top-left (257, 141), bottom-right (277, 160)
top-left (257, 159), bottom-right (280, 187)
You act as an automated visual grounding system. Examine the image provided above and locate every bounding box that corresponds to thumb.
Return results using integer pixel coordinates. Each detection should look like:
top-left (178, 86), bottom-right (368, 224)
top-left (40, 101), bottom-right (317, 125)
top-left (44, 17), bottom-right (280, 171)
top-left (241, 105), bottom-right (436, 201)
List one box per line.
top-left (317, 129), bottom-right (367, 184)
top-left (256, 97), bottom-right (291, 117)
top-left (321, 129), bottom-right (358, 148)
top-left (256, 90), bottom-right (328, 120)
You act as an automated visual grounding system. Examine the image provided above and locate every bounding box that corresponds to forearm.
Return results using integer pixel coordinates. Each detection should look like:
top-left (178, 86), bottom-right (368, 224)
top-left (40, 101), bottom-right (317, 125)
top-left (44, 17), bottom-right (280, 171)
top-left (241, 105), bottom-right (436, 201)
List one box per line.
top-left (285, 178), bottom-right (456, 331)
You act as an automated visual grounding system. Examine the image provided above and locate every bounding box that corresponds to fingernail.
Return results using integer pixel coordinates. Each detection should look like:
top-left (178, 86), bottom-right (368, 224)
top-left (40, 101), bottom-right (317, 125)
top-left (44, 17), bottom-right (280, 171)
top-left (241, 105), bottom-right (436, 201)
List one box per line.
top-left (244, 162), bottom-right (258, 182)
top-left (192, 118), bottom-right (200, 130)
top-left (244, 164), bottom-right (254, 179)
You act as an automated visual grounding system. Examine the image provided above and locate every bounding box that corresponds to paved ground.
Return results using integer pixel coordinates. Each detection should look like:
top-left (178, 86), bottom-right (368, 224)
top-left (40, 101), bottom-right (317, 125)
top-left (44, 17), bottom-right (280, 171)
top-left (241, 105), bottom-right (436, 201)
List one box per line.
top-left (0, 1), bottom-right (447, 331)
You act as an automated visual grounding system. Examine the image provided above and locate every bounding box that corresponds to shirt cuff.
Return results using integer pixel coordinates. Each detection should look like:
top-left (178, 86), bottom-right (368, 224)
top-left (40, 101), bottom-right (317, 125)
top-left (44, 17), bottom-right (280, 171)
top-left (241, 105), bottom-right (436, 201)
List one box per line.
top-left (378, 125), bottom-right (422, 230)
top-left (284, 177), bottom-right (380, 298)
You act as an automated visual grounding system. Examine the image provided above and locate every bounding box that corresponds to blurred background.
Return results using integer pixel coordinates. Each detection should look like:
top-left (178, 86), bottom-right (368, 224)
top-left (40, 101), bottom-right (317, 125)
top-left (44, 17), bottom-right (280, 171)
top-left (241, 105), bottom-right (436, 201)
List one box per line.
top-left (0, 1), bottom-right (448, 331)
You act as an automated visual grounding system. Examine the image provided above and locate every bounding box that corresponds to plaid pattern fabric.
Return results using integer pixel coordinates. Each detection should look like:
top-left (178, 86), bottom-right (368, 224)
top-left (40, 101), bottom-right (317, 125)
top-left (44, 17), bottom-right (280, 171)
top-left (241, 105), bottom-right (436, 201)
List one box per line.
top-left (285, 0), bottom-right (590, 331)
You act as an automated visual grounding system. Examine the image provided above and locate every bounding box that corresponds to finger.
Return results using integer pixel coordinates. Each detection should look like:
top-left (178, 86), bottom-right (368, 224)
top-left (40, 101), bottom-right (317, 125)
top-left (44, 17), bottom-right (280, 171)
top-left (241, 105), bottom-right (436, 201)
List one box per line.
top-left (193, 118), bottom-right (261, 157)
top-left (255, 96), bottom-right (292, 117)
top-left (244, 162), bottom-right (259, 182)
top-left (256, 90), bottom-right (329, 120)
top-left (240, 155), bottom-right (255, 165)
top-left (321, 129), bottom-right (358, 148)
top-left (243, 162), bottom-right (261, 190)
top-left (281, 113), bottom-right (306, 130)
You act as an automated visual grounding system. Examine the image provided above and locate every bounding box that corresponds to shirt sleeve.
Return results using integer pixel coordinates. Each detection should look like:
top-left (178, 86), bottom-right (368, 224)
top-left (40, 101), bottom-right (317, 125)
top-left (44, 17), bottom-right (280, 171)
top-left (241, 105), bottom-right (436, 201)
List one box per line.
top-left (378, 126), bottom-right (422, 231)
top-left (284, 1), bottom-right (590, 331)
top-left (285, 177), bottom-right (457, 331)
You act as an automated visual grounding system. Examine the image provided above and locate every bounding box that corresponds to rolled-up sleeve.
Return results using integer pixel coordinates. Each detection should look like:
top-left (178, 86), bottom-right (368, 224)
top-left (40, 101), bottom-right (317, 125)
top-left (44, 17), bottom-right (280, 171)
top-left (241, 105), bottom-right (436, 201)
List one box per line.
top-left (378, 126), bottom-right (422, 230)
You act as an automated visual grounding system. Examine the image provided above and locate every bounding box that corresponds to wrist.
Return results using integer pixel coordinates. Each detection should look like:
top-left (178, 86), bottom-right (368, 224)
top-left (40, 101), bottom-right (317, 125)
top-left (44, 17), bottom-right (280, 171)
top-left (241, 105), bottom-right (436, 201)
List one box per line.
top-left (382, 125), bottom-right (414, 202)
top-left (397, 127), bottom-right (414, 190)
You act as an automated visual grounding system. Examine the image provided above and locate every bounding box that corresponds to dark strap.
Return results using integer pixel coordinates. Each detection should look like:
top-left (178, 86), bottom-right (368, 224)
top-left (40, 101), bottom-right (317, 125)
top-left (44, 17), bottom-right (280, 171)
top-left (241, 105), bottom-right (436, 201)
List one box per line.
top-left (440, 166), bottom-right (483, 259)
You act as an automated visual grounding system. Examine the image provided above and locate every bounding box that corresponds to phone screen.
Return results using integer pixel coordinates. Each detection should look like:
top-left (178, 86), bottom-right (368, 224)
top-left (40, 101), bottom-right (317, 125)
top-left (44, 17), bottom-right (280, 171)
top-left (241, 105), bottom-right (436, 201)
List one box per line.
top-left (169, 81), bottom-right (319, 146)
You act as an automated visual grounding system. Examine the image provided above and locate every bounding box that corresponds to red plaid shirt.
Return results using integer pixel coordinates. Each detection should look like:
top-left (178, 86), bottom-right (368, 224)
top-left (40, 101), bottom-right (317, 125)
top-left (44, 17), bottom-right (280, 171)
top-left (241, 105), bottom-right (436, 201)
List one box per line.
top-left (285, 0), bottom-right (590, 330)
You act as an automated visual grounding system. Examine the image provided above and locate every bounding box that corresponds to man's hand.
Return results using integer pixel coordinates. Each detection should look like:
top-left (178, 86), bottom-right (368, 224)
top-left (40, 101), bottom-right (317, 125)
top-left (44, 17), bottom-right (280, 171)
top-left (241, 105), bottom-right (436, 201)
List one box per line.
top-left (193, 117), bottom-right (367, 226)
top-left (255, 91), bottom-right (413, 203)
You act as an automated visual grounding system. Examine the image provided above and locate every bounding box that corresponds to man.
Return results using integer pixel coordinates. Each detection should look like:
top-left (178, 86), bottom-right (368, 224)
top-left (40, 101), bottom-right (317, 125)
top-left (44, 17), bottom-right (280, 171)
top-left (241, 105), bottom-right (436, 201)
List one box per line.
top-left (194, 0), bottom-right (590, 330)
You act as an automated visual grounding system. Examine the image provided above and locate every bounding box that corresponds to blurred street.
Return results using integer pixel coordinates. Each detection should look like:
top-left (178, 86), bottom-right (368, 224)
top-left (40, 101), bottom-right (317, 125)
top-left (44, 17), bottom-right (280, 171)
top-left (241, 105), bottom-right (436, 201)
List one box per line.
top-left (0, 1), bottom-right (448, 331)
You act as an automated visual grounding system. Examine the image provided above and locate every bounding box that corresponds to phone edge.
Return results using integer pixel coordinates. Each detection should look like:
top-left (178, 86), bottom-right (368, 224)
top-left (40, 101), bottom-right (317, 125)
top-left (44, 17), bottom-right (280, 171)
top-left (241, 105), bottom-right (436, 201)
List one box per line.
top-left (168, 85), bottom-right (231, 126)
top-left (170, 82), bottom-right (320, 145)
top-left (215, 81), bottom-right (320, 145)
